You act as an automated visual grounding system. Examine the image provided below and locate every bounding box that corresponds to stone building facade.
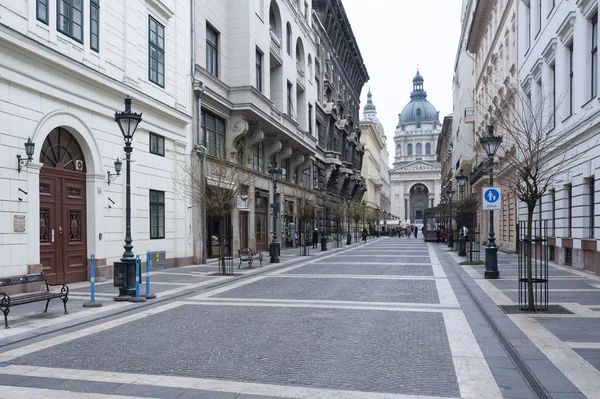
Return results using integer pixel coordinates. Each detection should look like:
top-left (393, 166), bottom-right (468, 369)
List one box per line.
top-left (0, 0), bottom-right (193, 281)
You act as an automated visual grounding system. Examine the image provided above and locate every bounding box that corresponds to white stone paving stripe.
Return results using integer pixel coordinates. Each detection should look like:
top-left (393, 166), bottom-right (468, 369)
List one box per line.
top-left (0, 365), bottom-right (459, 399)
top-left (443, 311), bottom-right (503, 399)
top-left (305, 262), bottom-right (433, 266)
top-left (509, 314), bottom-right (600, 398)
top-left (0, 385), bottom-right (152, 399)
top-left (0, 302), bottom-right (183, 362)
top-left (267, 274), bottom-right (439, 280)
top-left (565, 342), bottom-right (600, 349)
top-left (426, 244), bottom-right (447, 278)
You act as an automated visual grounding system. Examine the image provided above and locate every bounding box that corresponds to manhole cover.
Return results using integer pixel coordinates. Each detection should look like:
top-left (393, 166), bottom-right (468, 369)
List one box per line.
top-left (499, 305), bottom-right (574, 314)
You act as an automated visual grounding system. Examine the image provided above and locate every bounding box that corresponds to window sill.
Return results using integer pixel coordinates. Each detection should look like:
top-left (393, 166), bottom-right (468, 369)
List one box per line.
top-left (582, 96), bottom-right (597, 108)
top-left (561, 114), bottom-right (573, 123)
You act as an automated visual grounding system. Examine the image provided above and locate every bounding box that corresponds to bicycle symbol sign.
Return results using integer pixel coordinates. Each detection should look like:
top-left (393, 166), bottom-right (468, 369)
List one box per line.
top-left (482, 187), bottom-right (502, 210)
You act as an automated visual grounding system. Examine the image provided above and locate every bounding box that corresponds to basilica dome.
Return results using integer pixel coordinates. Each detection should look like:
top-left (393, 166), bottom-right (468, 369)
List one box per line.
top-left (397, 70), bottom-right (439, 126)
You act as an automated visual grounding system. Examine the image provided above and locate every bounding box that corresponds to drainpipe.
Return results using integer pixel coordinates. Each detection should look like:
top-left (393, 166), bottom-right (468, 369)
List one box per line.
top-left (193, 80), bottom-right (206, 263)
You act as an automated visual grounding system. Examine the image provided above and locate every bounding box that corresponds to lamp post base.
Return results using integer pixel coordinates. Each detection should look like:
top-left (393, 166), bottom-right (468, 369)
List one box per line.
top-left (321, 236), bottom-right (327, 251)
top-left (448, 236), bottom-right (454, 249)
top-left (269, 242), bottom-right (280, 263)
top-left (484, 245), bottom-right (500, 279)
top-left (458, 235), bottom-right (466, 256)
top-left (347, 234), bottom-right (352, 245)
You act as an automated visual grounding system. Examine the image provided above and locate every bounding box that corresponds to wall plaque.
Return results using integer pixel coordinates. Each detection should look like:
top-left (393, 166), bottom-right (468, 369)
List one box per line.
top-left (13, 215), bottom-right (26, 232)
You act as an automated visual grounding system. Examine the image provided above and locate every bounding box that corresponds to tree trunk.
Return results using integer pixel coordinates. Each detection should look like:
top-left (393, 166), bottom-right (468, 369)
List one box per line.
top-left (527, 206), bottom-right (535, 311)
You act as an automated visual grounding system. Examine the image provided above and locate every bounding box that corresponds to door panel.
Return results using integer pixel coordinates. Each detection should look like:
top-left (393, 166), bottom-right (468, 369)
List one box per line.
top-left (39, 176), bottom-right (59, 284)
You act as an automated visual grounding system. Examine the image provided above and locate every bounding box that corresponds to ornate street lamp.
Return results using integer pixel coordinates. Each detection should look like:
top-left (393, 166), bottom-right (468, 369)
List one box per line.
top-left (376, 207), bottom-right (380, 237)
top-left (456, 169), bottom-right (467, 256)
top-left (107, 158), bottom-right (123, 185)
top-left (446, 188), bottom-right (454, 249)
top-left (113, 96), bottom-right (143, 301)
top-left (269, 162), bottom-right (283, 263)
top-left (480, 125), bottom-right (503, 279)
top-left (320, 186), bottom-right (328, 251)
top-left (441, 196), bottom-right (447, 234)
top-left (346, 194), bottom-right (352, 245)
top-left (16, 137), bottom-right (35, 173)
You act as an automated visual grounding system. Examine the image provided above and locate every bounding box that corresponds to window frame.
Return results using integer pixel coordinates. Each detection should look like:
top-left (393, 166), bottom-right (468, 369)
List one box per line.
top-left (149, 190), bottom-right (165, 240)
top-left (148, 16), bottom-right (165, 87)
top-left (57, 0), bottom-right (84, 44)
top-left (201, 109), bottom-right (226, 158)
top-left (90, 0), bottom-right (100, 52)
top-left (37, 0), bottom-right (49, 24)
top-left (567, 184), bottom-right (573, 237)
top-left (286, 23), bottom-right (292, 56)
top-left (206, 24), bottom-right (219, 77)
top-left (407, 143), bottom-right (413, 156)
top-left (592, 14), bottom-right (598, 99)
top-left (255, 48), bottom-right (263, 92)
top-left (569, 42), bottom-right (574, 116)
top-left (149, 132), bottom-right (165, 157)
top-left (252, 142), bottom-right (265, 173)
top-left (589, 177), bottom-right (595, 238)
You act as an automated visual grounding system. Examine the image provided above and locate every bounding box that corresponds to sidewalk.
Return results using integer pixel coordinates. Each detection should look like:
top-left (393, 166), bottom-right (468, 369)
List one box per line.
top-left (0, 238), bottom-right (377, 345)
top-left (438, 242), bottom-right (600, 398)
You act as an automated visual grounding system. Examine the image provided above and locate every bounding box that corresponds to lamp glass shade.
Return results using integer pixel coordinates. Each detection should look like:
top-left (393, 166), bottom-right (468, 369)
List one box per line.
top-left (114, 158), bottom-right (123, 175)
top-left (268, 162), bottom-right (283, 181)
top-left (24, 137), bottom-right (35, 160)
top-left (456, 169), bottom-right (466, 187)
top-left (115, 97), bottom-right (143, 141)
top-left (447, 191), bottom-right (453, 200)
top-left (480, 126), bottom-right (503, 157)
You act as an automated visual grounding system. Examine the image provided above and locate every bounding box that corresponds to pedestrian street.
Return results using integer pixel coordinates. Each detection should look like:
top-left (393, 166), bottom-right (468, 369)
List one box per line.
top-left (0, 237), bottom-right (595, 398)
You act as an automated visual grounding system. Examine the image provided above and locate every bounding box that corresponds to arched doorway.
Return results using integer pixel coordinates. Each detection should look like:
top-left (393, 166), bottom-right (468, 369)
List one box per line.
top-left (39, 127), bottom-right (88, 284)
top-left (410, 183), bottom-right (429, 224)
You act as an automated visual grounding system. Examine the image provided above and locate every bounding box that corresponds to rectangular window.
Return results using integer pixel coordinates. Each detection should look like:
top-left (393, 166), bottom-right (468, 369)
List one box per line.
top-left (149, 190), bottom-right (165, 239)
top-left (592, 14), bottom-right (598, 98)
top-left (90, 0), bottom-right (99, 52)
top-left (287, 81), bottom-right (293, 116)
top-left (567, 184), bottom-right (573, 237)
top-left (526, 3), bottom-right (531, 51)
top-left (149, 133), bottom-right (165, 156)
top-left (589, 177), bottom-right (595, 238)
top-left (315, 77), bottom-right (321, 103)
top-left (148, 16), bottom-right (165, 87)
top-left (308, 103), bottom-right (313, 135)
top-left (255, 48), bottom-right (263, 92)
top-left (252, 143), bottom-right (264, 173)
top-left (537, 0), bottom-right (541, 36)
top-left (569, 43), bottom-right (574, 115)
top-left (201, 109), bottom-right (226, 158)
top-left (206, 24), bottom-right (219, 77)
top-left (37, 0), bottom-right (48, 24)
top-left (551, 189), bottom-right (556, 236)
top-left (57, 0), bottom-right (83, 43)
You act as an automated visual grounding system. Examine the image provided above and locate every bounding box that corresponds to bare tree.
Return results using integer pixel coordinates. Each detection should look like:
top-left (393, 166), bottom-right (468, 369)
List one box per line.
top-left (174, 145), bottom-right (255, 274)
top-left (351, 200), bottom-right (362, 241)
top-left (480, 84), bottom-right (595, 310)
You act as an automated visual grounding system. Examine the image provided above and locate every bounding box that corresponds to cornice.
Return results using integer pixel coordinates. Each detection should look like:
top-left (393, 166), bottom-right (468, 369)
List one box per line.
top-left (532, 58), bottom-right (543, 82)
top-left (542, 38), bottom-right (557, 66)
top-left (557, 11), bottom-right (576, 46)
top-left (577, 0), bottom-right (599, 19)
top-left (467, 0), bottom-right (493, 53)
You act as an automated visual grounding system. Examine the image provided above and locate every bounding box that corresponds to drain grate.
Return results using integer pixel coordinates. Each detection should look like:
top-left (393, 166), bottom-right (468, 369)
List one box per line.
top-left (499, 305), bottom-right (574, 314)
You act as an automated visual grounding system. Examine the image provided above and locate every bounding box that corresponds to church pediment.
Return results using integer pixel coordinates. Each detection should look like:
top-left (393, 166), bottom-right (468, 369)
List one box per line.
top-left (392, 160), bottom-right (440, 173)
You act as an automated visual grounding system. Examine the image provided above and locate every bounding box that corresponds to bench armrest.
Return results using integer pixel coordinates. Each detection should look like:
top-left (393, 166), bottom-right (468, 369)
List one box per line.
top-left (46, 282), bottom-right (69, 296)
top-left (0, 293), bottom-right (9, 308)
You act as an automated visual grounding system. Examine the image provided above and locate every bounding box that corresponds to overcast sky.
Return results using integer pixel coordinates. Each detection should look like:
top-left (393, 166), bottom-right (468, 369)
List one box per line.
top-left (342, 0), bottom-right (463, 164)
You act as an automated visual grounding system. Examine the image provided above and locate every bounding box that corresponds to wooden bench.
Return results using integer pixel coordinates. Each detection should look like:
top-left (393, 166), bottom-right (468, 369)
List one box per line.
top-left (237, 249), bottom-right (263, 269)
top-left (0, 274), bottom-right (69, 329)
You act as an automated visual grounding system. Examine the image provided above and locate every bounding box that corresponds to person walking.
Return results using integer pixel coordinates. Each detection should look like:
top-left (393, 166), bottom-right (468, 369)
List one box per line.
top-left (312, 228), bottom-right (319, 249)
top-left (413, 226), bottom-right (418, 239)
top-left (362, 228), bottom-right (368, 242)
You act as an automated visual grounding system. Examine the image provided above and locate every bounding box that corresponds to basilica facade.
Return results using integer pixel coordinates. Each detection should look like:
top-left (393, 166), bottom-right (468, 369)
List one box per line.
top-left (390, 71), bottom-right (442, 225)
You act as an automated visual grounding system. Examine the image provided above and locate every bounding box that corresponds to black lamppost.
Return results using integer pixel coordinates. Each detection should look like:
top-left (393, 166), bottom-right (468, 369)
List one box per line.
top-left (480, 125), bottom-right (503, 279)
top-left (269, 162), bottom-right (283, 263)
top-left (346, 195), bottom-right (352, 245)
top-left (457, 168), bottom-right (467, 256)
top-left (446, 188), bottom-right (454, 249)
top-left (320, 187), bottom-right (328, 251)
top-left (376, 207), bottom-right (380, 237)
top-left (114, 96), bottom-right (142, 300)
top-left (441, 196), bottom-right (447, 234)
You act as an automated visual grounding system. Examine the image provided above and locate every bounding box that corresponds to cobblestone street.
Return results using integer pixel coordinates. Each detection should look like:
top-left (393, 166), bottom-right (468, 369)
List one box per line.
top-left (1, 238), bottom-right (600, 398)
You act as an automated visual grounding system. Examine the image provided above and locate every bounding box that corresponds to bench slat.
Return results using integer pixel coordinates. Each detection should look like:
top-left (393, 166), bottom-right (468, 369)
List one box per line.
top-left (10, 293), bottom-right (62, 305)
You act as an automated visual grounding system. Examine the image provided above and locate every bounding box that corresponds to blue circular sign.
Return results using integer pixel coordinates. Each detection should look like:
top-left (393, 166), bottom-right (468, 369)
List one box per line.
top-left (485, 188), bottom-right (500, 203)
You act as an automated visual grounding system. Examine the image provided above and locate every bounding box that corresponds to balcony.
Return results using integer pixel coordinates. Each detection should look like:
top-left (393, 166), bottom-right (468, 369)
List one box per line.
top-left (296, 69), bottom-right (306, 91)
top-left (270, 31), bottom-right (282, 66)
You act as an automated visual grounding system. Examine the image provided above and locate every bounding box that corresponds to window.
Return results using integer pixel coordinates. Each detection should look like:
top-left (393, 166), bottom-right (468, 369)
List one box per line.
top-left (90, 0), bottom-right (99, 51)
top-left (407, 143), bottom-right (413, 156)
top-left (287, 81), bottom-right (293, 116)
top-left (252, 143), bottom-right (264, 173)
top-left (149, 190), bottom-right (165, 239)
top-left (308, 103), bottom-right (313, 135)
top-left (286, 23), bottom-right (292, 55)
top-left (592, 14), bottom-right (598, 99)
top-left (425, 142), bottom-right (431, 155)
top-left (567, 184), bottom-right (572, 237)
top-left (206, 24), bottom-right (219, 77)
top-left (537, 0), bottom-right (541, 36)
top-left (307, 54), bottom-right (312, 81)
top-left (416, 143), bottom-right (422, 156)
top-left (304, 1), bottom-right (309, 19)
top-left (548, 0), bottom-right (554, 17)
top-left (201, 109), bottom-right (226, 157)
top-left (526, 3), bottom-right (531, 51)
top-left (255, 48), bottom-right (263, 92)
top-left (551, 189), bottom-right (556, 236)
top-left (37, 0), bottom-right (48, 24)
top-left (57, 0), bottom-right (83, 43)
top-left (416, 108), bottom-right (422, 117)
top-left (588, 177), bottom-right (595, 238)
top-left (568, 43), bottom-right (574, 115)
top-left (255, 0), bottom-right (263, 18)
top-left (416, 122), bottom-right (421, 128)
top-left (149, 133), bottom-right (165, 156)
top-left (315, 76), bottom-right (321, 102)
top-left (148, 16), bottom-right (165, 87)
top-left (550, 64), bottom-right (556, 129)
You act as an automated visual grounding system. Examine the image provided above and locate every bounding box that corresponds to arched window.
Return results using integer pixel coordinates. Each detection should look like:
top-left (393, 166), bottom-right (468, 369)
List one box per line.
top-left (416, 143), bottom-right (422, 155)
top-left (407, 143), bottom-right (413, 156)
top-left (425, 142), bottom-right (431, 155)
top-left (416, 122), bottom-right (421, 129)
top-left (286, 23), bottom-right (292, 55)
top-left (416, 108), bottom-right (422, 117)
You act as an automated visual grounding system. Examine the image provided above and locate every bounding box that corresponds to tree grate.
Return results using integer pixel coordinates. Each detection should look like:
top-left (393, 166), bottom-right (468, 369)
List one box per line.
top-left (499, 305), bottom-right (573, 314)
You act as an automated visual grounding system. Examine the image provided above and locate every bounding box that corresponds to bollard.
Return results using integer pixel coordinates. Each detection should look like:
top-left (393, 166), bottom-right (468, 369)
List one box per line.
top-left (143, 252), bottom-right (156, 299)
top-left (129, 255), bottom-right (146, 303)
top-left (83, 254), bottom-right (102, 308)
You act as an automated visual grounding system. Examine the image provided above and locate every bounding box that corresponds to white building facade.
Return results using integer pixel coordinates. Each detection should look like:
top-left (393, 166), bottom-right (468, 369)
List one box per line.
top-left (390, 72), bottom-right (442, 225)
top-left (0, 0), bottom-right (193, 282)
top-left (519, 0), bottom-right (600, 274)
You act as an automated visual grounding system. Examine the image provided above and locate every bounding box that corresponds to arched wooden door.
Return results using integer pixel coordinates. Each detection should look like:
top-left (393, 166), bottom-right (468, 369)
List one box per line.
top-left (409, 183), bottom-right (429, 224)
top-left (39, 128), bottom-right (88, 284)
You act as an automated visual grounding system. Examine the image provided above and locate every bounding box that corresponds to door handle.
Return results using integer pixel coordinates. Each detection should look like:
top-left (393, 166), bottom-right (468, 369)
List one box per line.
top-left (52, 229), bottom-right (55, 243)
top-left (59, 226), bottom-right (63, 234)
